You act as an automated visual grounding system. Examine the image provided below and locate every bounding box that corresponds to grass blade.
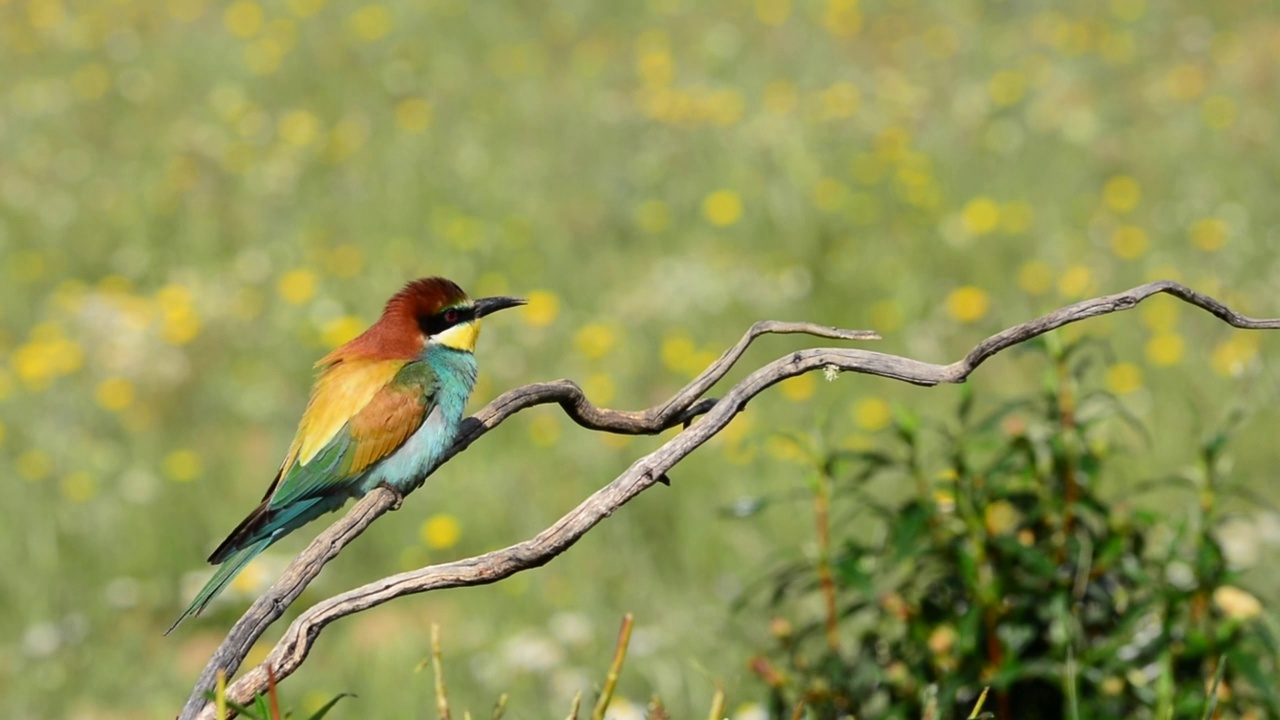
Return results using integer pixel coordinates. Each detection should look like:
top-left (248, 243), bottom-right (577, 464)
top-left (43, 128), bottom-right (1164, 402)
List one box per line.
top-left (591, 614), bottom-right (634, 720)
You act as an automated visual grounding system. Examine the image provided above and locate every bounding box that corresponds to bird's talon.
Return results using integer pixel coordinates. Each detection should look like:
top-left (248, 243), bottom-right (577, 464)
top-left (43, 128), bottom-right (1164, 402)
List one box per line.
top-left (377, 482), bottom-right (405, 510)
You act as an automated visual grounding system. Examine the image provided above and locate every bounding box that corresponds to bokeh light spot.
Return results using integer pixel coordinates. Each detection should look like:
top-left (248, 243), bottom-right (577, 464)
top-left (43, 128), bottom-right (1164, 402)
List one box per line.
top-left (946, 286), bottom-right (990, 323)
top-left (702, 190), bottom-right (743, 227)
top-left (96, 377), bottom-right (136, 411)
top-left (574, 323), bottom-right (617, 359)
top-left (522, 290), bottom-right (560, 327)
top-left (1102, 175), bottom-right (1141, 213)
top-left (224, 0), bottom-right (264, 38)
top-left (278, 268), bottom-right (318, 305)
top-left (17, 449), bottom-right (53, 481)
top-left (960, 197), bottom-right (1000, 236)
top-left (1110, 225), bottom-right (1149, 259)
top-left (1105, 363), bottom-right (1143, 394)
top-left (420, 514), bottom-right (461, 549)
top-left (853, 398), bottom-right (891, 431)
top-left (1145, 332), bottom-right (1185, 366)
top-left (1189, 217), bottom-right (1228, 251)
top-left (395, 98), bottom-right (433, 133)
top-left (163, 449), bottom-right (203, 482)
top-left (780, 373), bottom-right (815, 402)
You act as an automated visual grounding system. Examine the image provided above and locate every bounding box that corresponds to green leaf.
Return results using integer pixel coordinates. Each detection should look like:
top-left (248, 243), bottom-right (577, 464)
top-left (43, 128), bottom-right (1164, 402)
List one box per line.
top-left (202, 691), bottom-right (267, 720)
top-left (1199, 655), bottom-right (1226, 720)
top-left (303, 693), bottom-right (356, 720)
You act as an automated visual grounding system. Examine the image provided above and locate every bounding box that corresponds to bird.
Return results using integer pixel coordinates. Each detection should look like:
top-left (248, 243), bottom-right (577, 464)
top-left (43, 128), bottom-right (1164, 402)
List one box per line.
top-left (168, 277), bottom-right (525, 632)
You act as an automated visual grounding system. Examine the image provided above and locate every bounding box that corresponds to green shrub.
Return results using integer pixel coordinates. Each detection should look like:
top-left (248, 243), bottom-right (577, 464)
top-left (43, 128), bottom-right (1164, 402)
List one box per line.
top-left (743, 339), bottom-right (1279, 719)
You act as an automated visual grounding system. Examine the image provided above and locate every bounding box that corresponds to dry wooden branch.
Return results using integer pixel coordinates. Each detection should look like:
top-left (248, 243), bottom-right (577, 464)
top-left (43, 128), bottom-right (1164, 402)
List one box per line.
top-left (180, 281), bottom-right (1280, 719)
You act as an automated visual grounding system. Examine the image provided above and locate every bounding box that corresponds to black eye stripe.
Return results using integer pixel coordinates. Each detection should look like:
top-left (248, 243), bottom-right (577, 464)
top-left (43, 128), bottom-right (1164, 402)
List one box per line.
top-left (418, 306), bottom-right (476, 336)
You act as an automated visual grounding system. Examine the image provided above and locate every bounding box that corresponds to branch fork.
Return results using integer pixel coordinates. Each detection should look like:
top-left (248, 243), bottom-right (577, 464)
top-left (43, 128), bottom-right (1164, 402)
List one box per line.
top-left (179, 281), bottom-right (1280, 719)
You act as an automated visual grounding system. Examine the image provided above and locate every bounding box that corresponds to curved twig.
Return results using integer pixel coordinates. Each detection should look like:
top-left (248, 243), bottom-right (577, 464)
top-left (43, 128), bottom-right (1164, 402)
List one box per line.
top-left (180, 281), bottom-right (1280, 719)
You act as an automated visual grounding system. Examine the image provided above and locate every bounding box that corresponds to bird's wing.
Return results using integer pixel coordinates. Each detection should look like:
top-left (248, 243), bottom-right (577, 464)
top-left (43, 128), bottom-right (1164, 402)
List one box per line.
top-left (265, 358), bottom-right (435, 509)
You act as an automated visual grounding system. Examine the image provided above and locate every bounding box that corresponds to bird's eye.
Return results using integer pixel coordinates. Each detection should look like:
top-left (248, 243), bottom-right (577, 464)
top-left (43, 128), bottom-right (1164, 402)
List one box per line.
top-left (444, 309), bottom-right (459, 324)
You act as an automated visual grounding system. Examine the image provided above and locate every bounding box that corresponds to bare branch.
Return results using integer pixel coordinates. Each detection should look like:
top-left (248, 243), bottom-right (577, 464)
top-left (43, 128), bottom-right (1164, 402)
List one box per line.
top-left (180, 281), bottom-right (1280, 719)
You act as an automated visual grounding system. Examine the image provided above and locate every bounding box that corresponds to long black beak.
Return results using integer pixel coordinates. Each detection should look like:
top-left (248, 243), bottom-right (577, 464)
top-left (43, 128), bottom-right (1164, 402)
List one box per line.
top-left (474, 296), bottom-right (526, 318)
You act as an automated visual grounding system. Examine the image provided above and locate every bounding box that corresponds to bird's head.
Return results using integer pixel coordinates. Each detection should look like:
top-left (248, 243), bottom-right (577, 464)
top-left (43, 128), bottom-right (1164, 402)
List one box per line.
top-left (391, 277), bottom-right (526, 354)
top-left (323, 278), bottom-right (525, 364)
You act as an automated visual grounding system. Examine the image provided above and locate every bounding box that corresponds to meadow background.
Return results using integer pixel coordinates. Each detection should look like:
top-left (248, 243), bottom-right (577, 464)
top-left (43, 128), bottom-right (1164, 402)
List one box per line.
top-left (2, 0), bottom-right (1280, 717)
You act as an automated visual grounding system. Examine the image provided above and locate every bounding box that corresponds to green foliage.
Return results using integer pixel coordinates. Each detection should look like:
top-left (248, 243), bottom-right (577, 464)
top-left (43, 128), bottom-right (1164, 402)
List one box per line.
top-left (204, 679), bottom-right (351, 720)
top-left (745, 340), bottom-right (1280, 719)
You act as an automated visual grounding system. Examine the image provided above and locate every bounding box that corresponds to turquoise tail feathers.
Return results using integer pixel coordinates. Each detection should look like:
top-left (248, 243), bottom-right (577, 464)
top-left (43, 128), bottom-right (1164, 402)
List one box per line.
top-left (166, 537), bottom-right (272, 635)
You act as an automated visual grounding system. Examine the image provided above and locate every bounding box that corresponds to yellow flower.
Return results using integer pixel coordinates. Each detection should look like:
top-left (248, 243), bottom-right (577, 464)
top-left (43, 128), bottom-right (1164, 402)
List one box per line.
top-left (875, 127), bottom-right (911, 160)
top-left (1189, 217), bottom-right (1228, 251)
top-left (420, 514), bottom-right (461, 550)
top-left (819, 83), bottom-right (860, 120)
top-left (1017, 260), bottom-right (1054, 296)
top-left (287, 0), bottom-right (325, 18)
top-left (348, 4), bottom-right (392, 41)
top-left (163, 449), bottom-right (203, 482)
top-left (394, 98), bottom-right (432, 133)
top-left (278, 110), bottom-right (320, 147)
top-left (521, 290), bottom-right (560, 327)
top-left (13, 342), bottom-right (56, 387)
top-left (988, 70), bottom-right (1027, 106)
top-left (823, 0), bottom-right (861, 37)
top-left (27, 0), bottom-right (67, 28)
top-left (231, 559), bottom-right (266, 593)
top-left (853, 397), bottom-right (891, 431)
top-left (245, 38), bottom-right (286, 76)
top-left (634, 200), bottom-right (670, 234)
top-left (946, 286), bottom-right (990, 323)
top-left (960, 197), bottom-right (1000, 236)
top-left (1211, 335), bottom-right (1258, 377)
top-left (755, 0), bottom-right (790, 25)
top-left (1140, 298), bottom-right (1179, 332)
top-left (702, 190), bottom-right (743, 227)
top-left (661, 332), bottom-right (695, 373)
top-left (574, 323), bottom-right (617, 359)
top-left (1213, 585), bottom-right (1262, 621)
top-left (224, 0), bottom-right (264, 38)
top-left (1057, 265), bottom-right (1093, 298)
top-left (1201, 96), bottom-right (1236, 130)
top-left (780, 374), bottom-right (815, 401)
top-left (1109, 0), bottom-right (1146, 22)
top-left (96, 377), bottom-right (135, 411)
top-left (321, 315), bottom-right (365, 348)
top-left (1166, 64), bottom-right (1205, 101)
top-left (1102, 175), bottom-right (1141, 213)
top-left (984, 500), bottom-right (1021, 535)
top-left (1104, 363), bottom-right (1142, 394)
top-left (61, 471), bottom-right (97, 503)
top-left (17, 450), bottom-right (53, 481)
top-left (637, 49), bottom-right (674, 86)
top-left (1110, 225), bottom-right (1148, 259)
top-left (278, 268), bottom-right (318, 305)
top-left (1145, 332), bottom-right (1185, 366)
top-left (1000, 202), bottom-right (1034, 234)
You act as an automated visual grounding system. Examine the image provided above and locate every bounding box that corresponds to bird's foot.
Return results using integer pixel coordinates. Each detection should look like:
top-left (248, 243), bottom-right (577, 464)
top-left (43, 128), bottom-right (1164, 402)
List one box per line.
top-left (376, 482), bottom-right (405, 510)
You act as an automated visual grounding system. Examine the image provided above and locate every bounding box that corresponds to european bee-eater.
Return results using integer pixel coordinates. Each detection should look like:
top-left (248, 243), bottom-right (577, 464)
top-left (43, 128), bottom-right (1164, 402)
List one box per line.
top-left (169, 277), bottom-right (525, 632)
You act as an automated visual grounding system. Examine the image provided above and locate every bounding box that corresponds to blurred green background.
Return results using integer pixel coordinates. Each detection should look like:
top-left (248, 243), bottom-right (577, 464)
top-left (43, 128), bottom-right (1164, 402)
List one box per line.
top-left (3, 0), bottom-right (1279, 717)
